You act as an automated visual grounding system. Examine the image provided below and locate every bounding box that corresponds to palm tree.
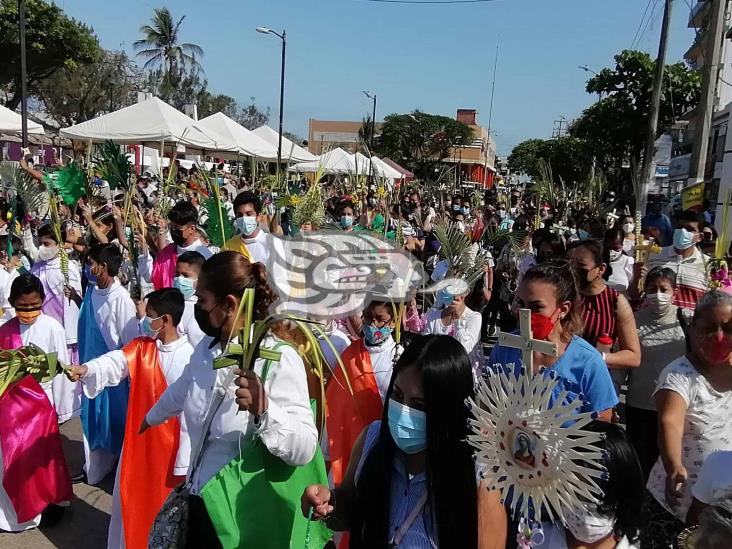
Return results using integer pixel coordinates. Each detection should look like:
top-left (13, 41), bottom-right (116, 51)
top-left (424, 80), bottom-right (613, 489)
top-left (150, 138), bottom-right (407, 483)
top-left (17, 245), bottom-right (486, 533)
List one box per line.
top-left (134, 7), bottom-right (203, 86)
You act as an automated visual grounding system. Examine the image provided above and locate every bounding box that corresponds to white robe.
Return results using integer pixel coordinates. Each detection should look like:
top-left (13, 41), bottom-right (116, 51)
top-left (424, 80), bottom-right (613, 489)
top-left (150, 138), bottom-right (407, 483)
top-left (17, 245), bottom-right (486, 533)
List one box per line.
top-left (19, 314), bottom-right (78, 422)
top-left (83, 280), bottom-right (140, 485)
top-left (0, 314), bottom-right (72, 532)
top-left (80, 336), bottom-right (194, 549)
top-left (179, 297), bottom-right (205, 348)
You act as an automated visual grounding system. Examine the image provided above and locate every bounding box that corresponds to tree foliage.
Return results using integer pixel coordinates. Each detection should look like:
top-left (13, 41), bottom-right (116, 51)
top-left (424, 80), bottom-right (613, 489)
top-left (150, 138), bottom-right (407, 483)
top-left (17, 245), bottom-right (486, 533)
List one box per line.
top-left (508, 136), bottom-right (591, 185)
top-left (570, 50), bottom-right (700, 181)
top-left (238, 97), bottom-right (270, 130)
top-left (375, 110), bottom-right (473, 180)
top-left (0, 0), bottom-right (99, 109)
top-left (134, 7), bottom-right (202, 87)
top-left (36, 50), bottom-right (141, 127)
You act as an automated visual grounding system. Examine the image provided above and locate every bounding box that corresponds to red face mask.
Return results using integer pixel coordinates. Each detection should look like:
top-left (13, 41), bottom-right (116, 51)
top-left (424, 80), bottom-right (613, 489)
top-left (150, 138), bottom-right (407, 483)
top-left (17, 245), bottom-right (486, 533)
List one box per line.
top-left (700, 331), bottom-right (732, 364)
top-left (531, 310), bottom-right (559, 340)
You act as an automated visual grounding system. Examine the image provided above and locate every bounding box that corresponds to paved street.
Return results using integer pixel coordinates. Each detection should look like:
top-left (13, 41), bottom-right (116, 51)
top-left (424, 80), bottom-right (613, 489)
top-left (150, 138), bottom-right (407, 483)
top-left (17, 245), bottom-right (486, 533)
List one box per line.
top-left (0, 419), bottom-right (112, 549)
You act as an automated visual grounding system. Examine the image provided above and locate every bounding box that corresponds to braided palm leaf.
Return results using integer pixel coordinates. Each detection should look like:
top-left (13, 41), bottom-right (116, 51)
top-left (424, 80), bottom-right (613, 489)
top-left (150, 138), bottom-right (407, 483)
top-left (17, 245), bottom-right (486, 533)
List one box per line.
top-left (292, 183), bottom-right (325, 228)
top-left (434, 218), bottom-right (490, 285)
top-left (0, 344), bottom-right (61, 397)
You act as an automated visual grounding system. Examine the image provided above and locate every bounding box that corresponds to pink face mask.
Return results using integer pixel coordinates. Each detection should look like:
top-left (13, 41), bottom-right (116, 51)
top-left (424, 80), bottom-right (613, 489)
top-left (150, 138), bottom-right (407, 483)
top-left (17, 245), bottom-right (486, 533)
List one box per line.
top-left (700, 331), bottom-right (732, 364)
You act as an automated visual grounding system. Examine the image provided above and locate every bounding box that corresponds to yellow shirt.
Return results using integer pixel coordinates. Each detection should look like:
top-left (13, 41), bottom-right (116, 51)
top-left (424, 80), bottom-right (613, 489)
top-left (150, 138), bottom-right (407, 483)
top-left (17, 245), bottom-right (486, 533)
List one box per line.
top-left (223, 235), bottom-right (253, 262)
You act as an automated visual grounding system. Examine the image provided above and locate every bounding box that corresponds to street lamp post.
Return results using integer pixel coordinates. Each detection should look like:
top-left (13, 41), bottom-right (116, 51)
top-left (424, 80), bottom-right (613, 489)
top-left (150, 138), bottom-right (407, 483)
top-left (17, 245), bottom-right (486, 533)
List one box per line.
top-left (18, 0), bottom-right (28, 148)
top-left (256, 27), bottom-right (287, 183)
top-left (363, 90), bottom-right (377, 181)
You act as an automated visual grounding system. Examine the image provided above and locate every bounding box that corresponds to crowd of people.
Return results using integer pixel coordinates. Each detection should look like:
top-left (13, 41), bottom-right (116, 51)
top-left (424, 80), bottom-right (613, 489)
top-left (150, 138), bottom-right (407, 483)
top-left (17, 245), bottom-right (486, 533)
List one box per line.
top-left (1, 155), bottom-right (731, 549)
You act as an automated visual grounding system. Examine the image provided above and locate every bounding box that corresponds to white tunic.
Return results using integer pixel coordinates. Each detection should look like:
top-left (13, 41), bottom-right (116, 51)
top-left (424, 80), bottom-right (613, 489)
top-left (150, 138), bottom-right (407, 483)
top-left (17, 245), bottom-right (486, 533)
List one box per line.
top-left (19, 314), bottom-right (78, 422)
top-left (240, 230), bottom-right (270, 264)
top-left (179, 297), bottom-right (205, 349)
top-left (366, 338), bottom-right (398, 401)
top-left (80, 337), bottom-right (194, 549)
top-left (422, 306), bottom-right (485, 379)
top-left (31, 256), bottom-right (82, 344)
top-left (137, 239), bottom-right (212, 285)
top-left (0, 314), bottom-right (73, 533)
top-left (145, 334), bottom-right (317, 493)
top-left (83, 280), bottom-right (140, 485)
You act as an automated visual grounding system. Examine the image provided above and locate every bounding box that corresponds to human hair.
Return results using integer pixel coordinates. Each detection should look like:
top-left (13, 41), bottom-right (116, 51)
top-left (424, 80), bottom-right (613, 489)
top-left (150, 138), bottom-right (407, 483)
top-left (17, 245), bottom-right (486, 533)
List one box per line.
top-left (677, 209), bottom-right (705, 230)
top-left (567, 238), bottom-right (612, 281)
top-left (604, 227), bottom-right (625, 244)
top-left (520, 260), bottom-right (584, 339)
top-left (0, 234), bottom-right (21, 256)
top-left (145, 288), bottom-right (185, 326)
top-left (351, 334), bottom-right (477, 549)
top-left (693, 290), bottom-right (732, 323)
top-left (167, 201), bottom-right (199, 226)
top-left (338, 200), bottom-right (355, 215)
top-left (9, 273), bottom-right (45, 305)
top-left (38, 223), bottom-right (62, 244)
top-left (645, 267), bottom-right (677, 290)
top-left (582, 421), bottom-right (644, 543)
top-left (532, 228), bottom-right (566, 257)
top-left (233, 190), bottom-right (261, 214)
top-left (177, 251), bottom-right (206, 270)
top-left (88, 243), bottom-right (123, 276)
top-left (697, 491), bottom-right (732, 549)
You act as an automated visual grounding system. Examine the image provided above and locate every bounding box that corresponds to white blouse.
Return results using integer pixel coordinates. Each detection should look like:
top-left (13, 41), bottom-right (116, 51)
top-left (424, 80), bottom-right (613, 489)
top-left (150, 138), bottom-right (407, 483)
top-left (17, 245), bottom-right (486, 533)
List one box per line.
top-left (145, 334), bottom-right (317, 493)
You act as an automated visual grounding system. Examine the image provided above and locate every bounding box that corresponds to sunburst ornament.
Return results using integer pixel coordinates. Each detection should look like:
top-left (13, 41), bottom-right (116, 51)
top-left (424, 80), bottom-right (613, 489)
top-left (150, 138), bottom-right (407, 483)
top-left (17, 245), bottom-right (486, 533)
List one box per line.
top-left (468, 310), bottom-right (607, 528)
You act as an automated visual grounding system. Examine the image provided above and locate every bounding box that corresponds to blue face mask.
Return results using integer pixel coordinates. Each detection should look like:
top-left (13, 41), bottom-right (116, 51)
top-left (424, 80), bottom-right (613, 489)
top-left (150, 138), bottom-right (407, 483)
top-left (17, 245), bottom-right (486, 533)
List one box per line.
top-left (461, 206), bottom-right (470, 215)
top-left (340, 215), bottom-right (354, 229)
top-left (235, 216), bottom-right (258, 237)
top-left (173, 275), bottom-right (196, 299)
top-left (84, 264), bottom-right (97, 285)
top-left (141, 315), bottom-right (162, 338)
top-left (388, 398), bottom-right (427, 454)
top-left (434, 288), bottom-right (455, 309)
top-left (363, 323), bottom-right (393, 345)
top-left (578, 228), bottom-right (590, 240)
top-left (673, 228), bottom-right (697, 250)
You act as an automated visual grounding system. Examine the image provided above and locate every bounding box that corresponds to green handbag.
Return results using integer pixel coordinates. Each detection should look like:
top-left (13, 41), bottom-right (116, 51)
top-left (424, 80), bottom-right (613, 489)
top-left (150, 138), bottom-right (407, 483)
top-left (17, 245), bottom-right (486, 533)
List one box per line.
top-left (200, 345), bottom-right (332, 549)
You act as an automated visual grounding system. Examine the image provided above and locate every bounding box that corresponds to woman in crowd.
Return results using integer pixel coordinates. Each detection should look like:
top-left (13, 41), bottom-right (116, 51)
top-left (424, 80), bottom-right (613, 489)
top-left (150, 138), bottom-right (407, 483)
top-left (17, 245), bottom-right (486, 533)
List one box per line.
top-left (536, 421), bottom-right (644, 549)
top-left (567, 239), bottom-right (641, 373)
top-left (641, 290), bottom-right (732, 549)
top-left (626, 267), bottom-right (687, 479)
top-left (142, 251), bottom-right (318, 547)
top-left (487, 260), bottom-right (618, 419)
top-left (302, 334), bottom-right (507, 548)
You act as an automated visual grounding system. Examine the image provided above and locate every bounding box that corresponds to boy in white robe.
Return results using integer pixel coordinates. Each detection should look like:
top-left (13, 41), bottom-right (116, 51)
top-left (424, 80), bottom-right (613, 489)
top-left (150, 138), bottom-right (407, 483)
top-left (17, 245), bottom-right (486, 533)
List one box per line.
top-left (77, 244), bottom-right (139, 485)
top-left (68, 288), bottom-right (193, 549)
top-left (172, 250), bottom-right (206, 348)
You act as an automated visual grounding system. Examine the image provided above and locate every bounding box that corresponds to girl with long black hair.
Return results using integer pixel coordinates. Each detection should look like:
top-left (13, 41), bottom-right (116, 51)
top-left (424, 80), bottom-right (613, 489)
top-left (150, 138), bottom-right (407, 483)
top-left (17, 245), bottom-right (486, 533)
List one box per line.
top-left (302, 334), bottom-right (507, 548)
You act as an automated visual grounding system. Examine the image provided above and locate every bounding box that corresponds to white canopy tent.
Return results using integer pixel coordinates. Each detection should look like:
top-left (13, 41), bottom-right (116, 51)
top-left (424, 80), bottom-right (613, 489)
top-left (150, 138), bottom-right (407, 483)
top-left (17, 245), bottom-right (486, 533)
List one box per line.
top-left (251, 125), bottom-right (317, 163)
top-left (0, 105), bottom-right (44, 135)
top-left (197, 113), bottom-right (278, 160)
top-left (371, 156), bottom-right (404, 181)
top-left (290, 147), bottom-right (358, 174)
top-left (60, 96), bottom-right (239, 154)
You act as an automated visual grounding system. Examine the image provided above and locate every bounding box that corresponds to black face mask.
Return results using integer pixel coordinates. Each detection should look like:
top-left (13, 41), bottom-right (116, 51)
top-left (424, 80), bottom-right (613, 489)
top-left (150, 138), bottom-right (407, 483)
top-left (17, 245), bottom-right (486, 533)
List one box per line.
top-left (194, 302), bottom-right (222, 339)
top-left (170, 227), bottom-right (186, 246)
top-left (573, 266), bottom-right (593, 288)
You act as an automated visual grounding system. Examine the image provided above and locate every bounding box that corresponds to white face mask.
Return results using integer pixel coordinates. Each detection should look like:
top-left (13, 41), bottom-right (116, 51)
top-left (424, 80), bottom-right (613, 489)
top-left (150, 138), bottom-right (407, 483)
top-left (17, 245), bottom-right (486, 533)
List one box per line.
top-left (622, 222), bottom-right (635, 235)
top-left (646, 291), bottom-right (672, 312)
top-left (235, 216), bottom-right (258, 237)
top-left (38, 245), bottom-right (59, 262)
top-left (564, 502), bottom-right (616, 544)
top-left (609, 249), bottom-right (622, 262)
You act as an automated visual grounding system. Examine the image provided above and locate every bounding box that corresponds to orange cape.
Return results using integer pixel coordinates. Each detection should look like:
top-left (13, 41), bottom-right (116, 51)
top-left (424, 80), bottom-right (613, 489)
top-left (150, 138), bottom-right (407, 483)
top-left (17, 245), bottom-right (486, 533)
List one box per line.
top-left (119, 337), bottom-right (183, 549)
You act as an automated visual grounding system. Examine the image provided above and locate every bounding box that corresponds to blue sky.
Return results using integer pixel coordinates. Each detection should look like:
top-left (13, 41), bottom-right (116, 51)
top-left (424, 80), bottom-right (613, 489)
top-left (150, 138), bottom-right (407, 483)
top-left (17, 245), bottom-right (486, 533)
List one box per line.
top-left (58, 0), bottom-right (696, 156)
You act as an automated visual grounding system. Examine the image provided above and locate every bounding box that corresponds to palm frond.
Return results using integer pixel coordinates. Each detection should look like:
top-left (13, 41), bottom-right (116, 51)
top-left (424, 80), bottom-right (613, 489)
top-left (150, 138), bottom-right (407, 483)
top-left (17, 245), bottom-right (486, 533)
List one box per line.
top-left (51, 162), bottom-right (87, 206)
top-left (434, 219), bottom-right (490, 285)
top-left (0, 161), bottom-right (49, 218)
top-left (93, 140), bottom-right (132, 191)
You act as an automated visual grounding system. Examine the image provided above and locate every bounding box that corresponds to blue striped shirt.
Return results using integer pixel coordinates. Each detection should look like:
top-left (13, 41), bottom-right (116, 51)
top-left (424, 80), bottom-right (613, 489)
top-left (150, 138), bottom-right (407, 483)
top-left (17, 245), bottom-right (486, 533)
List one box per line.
top-left (355, 421), bottom-right (439, 548)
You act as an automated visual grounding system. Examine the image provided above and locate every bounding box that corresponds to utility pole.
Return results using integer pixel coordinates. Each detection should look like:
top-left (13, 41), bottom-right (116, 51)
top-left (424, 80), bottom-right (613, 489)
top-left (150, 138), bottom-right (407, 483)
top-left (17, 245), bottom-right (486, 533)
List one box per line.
top-left (18, 0), bottom-right (28, 148)
top-left (688, 0), bottom-right (727, 185)
top-left (639, 0), bottom-right (672, 218)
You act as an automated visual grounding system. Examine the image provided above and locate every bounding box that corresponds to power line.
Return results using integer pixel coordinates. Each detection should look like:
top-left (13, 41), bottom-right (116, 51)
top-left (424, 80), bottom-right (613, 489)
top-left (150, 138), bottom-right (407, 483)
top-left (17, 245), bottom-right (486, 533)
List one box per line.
top-left (631, 0), bottom-right (655, 50)
top-left (633, 0), bottom-right (660, 49)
